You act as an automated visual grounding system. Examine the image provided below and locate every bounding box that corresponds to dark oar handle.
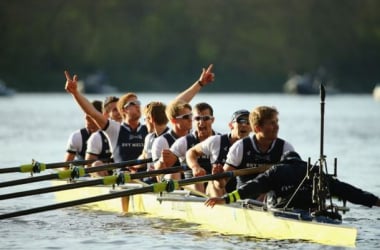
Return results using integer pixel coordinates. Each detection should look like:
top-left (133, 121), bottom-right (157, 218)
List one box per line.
top-left (0, 165), bottom-right (271, 220)
top-left (0, 186), bottom-right (155, 220)
top-left (0, 174), bottom-right (55, 188)
top-left (0, 158), bottom-right (153, 188)
top-left (177, 165), bottom-right (271, 186)
top-left (0, 179), bottom-right (104, 200)
top-left (0, 158), bottom-right (111, 174)
top-left (0, 166), bottom-right (186, 200)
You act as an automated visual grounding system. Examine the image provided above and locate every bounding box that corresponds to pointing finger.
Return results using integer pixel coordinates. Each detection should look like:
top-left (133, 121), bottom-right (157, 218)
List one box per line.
top-left (64, 70), bottom-right (72, 81)
top-left (206, 64), bottom-right (213, 73)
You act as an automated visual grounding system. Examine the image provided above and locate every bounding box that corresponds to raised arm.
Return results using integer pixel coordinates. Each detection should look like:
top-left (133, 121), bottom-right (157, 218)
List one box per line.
top-left (175, 64), bottom-right (215, 103)
top-left (64, 70), bottom-right (108, 129)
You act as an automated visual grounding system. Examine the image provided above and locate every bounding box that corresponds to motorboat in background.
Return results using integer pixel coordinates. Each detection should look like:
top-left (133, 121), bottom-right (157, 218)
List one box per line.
top-left (77, 71), bottom-right (118, 94)
top-left (283, 68), bottom-right (339, 95)
top-left (0, 79), bottom-right (16, 97)
top-left (283, 74), bottom-right (319, 95)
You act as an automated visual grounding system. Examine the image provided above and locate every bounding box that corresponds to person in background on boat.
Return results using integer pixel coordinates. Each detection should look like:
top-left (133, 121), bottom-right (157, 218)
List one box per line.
top-left (101, 95), bottom-right (123, 122)
top-left (63, 100), bottom-right (103, 168)
top-left (131, 101), bottom-right (169, 182)
top-left (158, 102), bottom-right (219, 193)
top-left (186, 109), bottom-right (252, 196)
top-left (214, 106), bottom-right (295, 197)
top-left (205, 151), bottom-right (380, 210)
top-left (153, 99), bottom-right (193, 181)
top-left (85, 96), bottom-right (121, 177)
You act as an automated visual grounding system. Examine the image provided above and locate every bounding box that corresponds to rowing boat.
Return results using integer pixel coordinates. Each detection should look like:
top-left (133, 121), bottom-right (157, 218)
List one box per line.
top-left (52, 180), bottom-right (357, 247)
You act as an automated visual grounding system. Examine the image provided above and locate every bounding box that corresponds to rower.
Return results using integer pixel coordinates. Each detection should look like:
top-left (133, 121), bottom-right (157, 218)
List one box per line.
top-left (205, 151), bottom-right (380, 212)
top-left (85, 96), bottom-right (121, 177)
top-left (186, 109), bottom-right (252, 197)
top-left (158, 102), bottom-right (219, 194)
top-left (63, 100), bottom-right (103, 169)
top-left (215, 106), bottom-right (295, 199)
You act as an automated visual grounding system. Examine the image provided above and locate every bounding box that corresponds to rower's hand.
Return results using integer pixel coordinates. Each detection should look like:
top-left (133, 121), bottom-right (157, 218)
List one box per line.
top-left (128, 165), bottom-right (139, 173)
top-left (198, 64), bottom-right (215, 87)
top-left (64, 70), bottom-right (79, 94)
top-left (192, 166), bottom-right (206, 177)
top-left (90, 170), bottom-right (109, 178)
top-left (161, 149), bottom-right (177, 168)
top-left (211, 163), bottom-right (224, 174)
top-left (204, 197), bottom-right (225, 208)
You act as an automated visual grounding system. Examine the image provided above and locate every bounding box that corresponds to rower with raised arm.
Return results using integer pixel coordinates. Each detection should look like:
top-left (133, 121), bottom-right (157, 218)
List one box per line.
top-left (152, 65), bottom-right (216, 181)
top-left (65, 71), bottom-right (148, 167)
top-left (134, 64), bottom-right (215, 179)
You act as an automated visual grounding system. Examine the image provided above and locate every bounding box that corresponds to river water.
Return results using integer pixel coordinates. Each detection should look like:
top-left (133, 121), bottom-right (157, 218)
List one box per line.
top-left (0, 93), bottom-right (379, 249)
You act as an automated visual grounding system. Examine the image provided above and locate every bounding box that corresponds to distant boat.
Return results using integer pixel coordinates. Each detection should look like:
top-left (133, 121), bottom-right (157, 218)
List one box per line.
top-left (0, 79), bottom-right (16, 97)
top-left (283, 71), bottom-right (339, 95)
top-left (78, 71), bottom-right (118, 94)
top-left (283, 74), bottom-right (318, 95)
top-left (373, 84), bottom-right (380, 101)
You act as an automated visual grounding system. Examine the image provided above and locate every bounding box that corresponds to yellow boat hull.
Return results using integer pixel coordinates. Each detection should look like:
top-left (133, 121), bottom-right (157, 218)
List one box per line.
top-left (52, 181), bottom-right (357, 247)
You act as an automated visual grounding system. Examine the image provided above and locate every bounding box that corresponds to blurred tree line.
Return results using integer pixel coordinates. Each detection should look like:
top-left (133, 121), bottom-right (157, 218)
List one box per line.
top-left (1, 0), bottom-right (379, 93)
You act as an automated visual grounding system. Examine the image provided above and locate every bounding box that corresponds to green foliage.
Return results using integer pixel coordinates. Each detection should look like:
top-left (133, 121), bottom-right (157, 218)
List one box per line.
top-left (1, 0), bottom-right (380, 93)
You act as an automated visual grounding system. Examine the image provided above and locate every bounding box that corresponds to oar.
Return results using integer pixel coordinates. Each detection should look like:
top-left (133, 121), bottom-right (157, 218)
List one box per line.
top-left (0, 158), bottom-right (111, 174)
top-left (0, 166), bottom-right (186, 200)
top-left (0, 165), bottom-right (270, 220)
top-left (0, 158), bottom-right (153, 188)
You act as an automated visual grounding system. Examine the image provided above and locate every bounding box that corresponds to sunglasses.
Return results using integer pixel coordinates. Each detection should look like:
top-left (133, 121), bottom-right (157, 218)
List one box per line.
top-left (175, 113), bottom-right (193, 120)
top-left (103, 96), bottom-right (119, 108)
top-left (123, 100), bottom-right (141, 108)
top-left (193, 115), bottom-right (213, 122)
top-left (235, 117), bottom-right (250, 124)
